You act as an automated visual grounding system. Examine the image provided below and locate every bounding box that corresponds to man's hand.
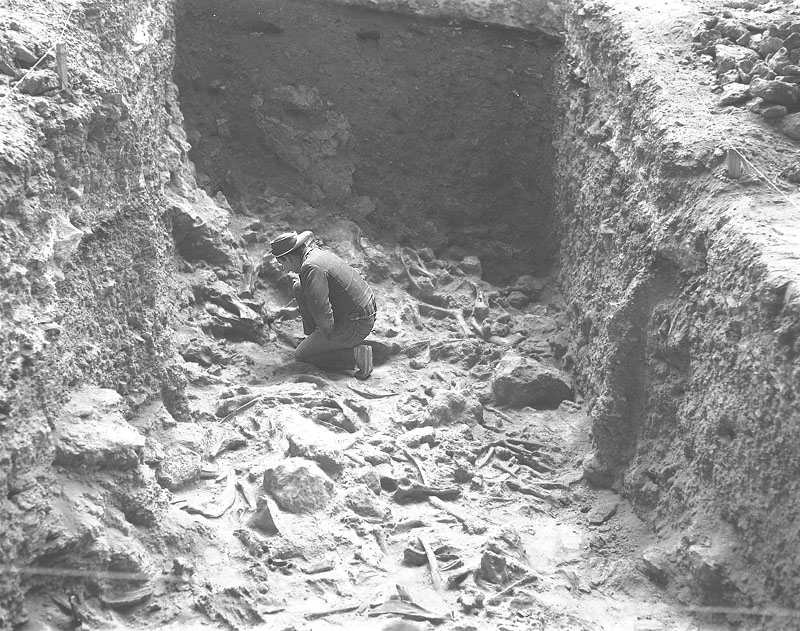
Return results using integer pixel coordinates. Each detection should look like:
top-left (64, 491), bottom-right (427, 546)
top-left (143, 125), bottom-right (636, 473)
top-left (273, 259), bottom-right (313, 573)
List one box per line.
top-left (274, 306), bottom-right (300, 320)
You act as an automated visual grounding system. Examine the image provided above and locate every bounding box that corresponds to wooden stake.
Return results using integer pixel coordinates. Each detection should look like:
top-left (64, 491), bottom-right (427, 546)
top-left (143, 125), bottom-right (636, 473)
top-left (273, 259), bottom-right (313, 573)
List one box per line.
top-left (55, 43), bottom-right (69, 89)
top-left (727, 147), bottom-right (743, 179)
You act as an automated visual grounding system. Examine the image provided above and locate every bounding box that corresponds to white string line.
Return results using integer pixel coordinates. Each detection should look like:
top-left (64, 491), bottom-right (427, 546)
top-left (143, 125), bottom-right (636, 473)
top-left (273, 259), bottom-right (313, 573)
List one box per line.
top-left (642, 6), bottom-right (800, 213)
top-left (0, 565), bottom-right (185, 583)
top-left (0, 0), bottom-right (79, 110)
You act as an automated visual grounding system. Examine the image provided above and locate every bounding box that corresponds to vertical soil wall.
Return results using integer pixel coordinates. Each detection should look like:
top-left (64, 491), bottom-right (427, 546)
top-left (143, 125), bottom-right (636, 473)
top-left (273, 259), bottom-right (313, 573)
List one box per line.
top-left (556, 0), bottom-right (800, 611)
top-left (0, 1), bottom-right (180, 625)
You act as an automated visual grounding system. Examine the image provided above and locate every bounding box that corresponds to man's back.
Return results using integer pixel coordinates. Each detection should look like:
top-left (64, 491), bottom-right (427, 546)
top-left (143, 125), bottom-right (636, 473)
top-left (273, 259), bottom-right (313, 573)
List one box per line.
top-left (300, 247), bottom-right (373, 321)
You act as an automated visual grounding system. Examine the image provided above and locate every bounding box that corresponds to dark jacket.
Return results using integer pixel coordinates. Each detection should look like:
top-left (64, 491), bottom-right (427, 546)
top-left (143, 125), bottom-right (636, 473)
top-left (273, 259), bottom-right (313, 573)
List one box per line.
top-left (299, 247), bottom-right (374, 336)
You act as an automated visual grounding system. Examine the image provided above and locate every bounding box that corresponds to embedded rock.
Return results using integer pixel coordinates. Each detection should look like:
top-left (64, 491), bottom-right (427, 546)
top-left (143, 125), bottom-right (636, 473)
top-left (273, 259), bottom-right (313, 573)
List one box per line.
top-left (492, 352), bottom-right (573, 408)
top-left (53, 387), bottom-right (144, 470)
top-left (166, 188), bottom-right (238, 265)
top-left (422, 389), bottom-right (483, 427)
top-left (248, 494), bottom-right (286, 535)
top-left (167, 421), bottom-right (207, 452)
top-left (286, 432), bottom-right (346, 475)
top-left (155, 446), bottom-right (202, 491)
top-left (398, 426), bottom-right (436, 449)
top-left (640, 546), bottom-right (670, 586)
top-left (263, 458), bottom-right (334, 513)
top-left (17, 69), bottom-right (59, 95)
top-left (343, 484), bottom-right (387, 518)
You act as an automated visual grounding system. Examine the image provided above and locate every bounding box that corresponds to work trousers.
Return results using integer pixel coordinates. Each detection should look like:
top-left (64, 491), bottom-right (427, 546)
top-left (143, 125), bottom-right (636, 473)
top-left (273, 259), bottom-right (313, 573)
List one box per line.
top-left (293, 282), bottom-right (375, 371)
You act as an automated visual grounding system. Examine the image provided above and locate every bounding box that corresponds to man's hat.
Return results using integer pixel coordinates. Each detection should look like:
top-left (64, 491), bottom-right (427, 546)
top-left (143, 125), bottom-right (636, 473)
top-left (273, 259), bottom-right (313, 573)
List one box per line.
top-left (270, 230), bottom-right (314, 257)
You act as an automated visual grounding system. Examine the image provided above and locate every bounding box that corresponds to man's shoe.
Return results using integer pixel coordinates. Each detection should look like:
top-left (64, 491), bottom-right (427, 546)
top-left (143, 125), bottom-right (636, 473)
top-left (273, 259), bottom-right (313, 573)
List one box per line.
top-left (354, 344), bottom-right (373, 380)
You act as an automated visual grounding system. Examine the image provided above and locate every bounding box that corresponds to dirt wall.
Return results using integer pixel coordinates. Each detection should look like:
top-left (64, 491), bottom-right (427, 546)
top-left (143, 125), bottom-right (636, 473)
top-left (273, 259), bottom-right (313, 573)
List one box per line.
top-left (555, 0), bottom-right (800, 612)
top-left (174, 0), bottom-right (563, 283)
top-left (0, 0), bottom-right (180, 626)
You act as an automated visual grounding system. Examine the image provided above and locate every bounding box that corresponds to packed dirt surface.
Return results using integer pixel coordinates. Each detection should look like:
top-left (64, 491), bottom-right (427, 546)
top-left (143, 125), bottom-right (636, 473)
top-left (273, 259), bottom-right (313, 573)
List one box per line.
top-left (3, 0), bottom-right (800, 629)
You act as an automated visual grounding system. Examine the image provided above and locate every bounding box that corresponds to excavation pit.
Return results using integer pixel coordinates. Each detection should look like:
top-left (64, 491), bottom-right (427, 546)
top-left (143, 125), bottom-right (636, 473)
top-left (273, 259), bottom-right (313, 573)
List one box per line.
top-left (3, 0), bottom-right (800, 628)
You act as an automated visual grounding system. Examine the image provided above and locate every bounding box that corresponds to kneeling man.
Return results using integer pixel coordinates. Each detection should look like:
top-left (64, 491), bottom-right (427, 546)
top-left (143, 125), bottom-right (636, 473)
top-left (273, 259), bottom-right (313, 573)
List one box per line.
top-left (270, 230), bottom-right (376, 379)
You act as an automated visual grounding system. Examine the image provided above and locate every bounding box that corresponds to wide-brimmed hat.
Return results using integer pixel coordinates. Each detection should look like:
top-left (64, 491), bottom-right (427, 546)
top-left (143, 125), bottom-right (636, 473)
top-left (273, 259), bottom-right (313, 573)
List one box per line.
top-left (270, 230), bottom-right (313, 257)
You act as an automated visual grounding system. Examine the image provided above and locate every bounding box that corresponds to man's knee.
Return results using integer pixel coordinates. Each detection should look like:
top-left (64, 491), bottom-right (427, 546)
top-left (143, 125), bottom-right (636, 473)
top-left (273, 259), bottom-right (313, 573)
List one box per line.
top-left (293, 344), bottom-right (310, 362)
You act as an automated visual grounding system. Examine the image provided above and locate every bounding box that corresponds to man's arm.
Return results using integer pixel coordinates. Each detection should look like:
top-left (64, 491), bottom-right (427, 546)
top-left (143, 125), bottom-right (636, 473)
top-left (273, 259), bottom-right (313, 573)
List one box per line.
top-left (301, 264), bottom-right (335, 336)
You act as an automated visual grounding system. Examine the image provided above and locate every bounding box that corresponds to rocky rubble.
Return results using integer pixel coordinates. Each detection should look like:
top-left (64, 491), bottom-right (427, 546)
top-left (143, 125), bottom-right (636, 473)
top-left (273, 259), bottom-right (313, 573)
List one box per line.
top-left (698, 9), bottom-right (800, 178)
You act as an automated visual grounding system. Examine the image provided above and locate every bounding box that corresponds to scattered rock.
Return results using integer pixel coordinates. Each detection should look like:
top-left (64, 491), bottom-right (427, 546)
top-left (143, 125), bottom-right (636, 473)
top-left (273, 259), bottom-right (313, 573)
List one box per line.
top-left (758, 36), bottom-right (785, 58)
top-left (345, 195), bottom-right (377, 219)
top-left (286, 432), bottom-right (346, 475)
top-left (168, 421), bottom-right (207, 452)
top-left (263, 458), bottom-right (334, 513)
top-left (362, 444), bottom-right (392, 465)
top-left (422, 388), bottom-right (483, 427)
top-left (479, 550), bottom-right (508, 584)
top-left (457, 589), bottom-right (485, 614)
top-left (142, 437), bottom-right (166, 466)
top-left (510, 274), bottom-right (548, 298)
top-left (718, 82), bottom-right (750, 106)
top-left (777, 112), bottom-right (800, 140)
top-left (343, 484), bottom-right (387, 518)
top-left (0, 58), bottom-right (15, 76)
top-left (715, 43), bottom-right (759, 76)
top-left (749, 77), bottom-right (799, 106)
top-left (118, 467), bottom-right (170, 527)
top-left (51, 215), bottom-right (84, 266)
top-left (353, 466), bottom-right (382, 495)
top-left (399, 426), bottom-right (436, 448)
top-left (587, 497), bottom-right (619, 525)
